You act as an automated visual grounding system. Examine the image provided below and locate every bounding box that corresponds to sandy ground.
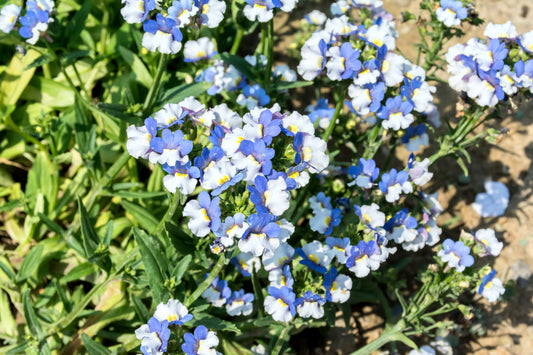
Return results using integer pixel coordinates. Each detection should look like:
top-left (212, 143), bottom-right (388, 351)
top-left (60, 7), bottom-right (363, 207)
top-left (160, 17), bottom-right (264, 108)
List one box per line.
top-left (273, 0), bottom-right (533, 354)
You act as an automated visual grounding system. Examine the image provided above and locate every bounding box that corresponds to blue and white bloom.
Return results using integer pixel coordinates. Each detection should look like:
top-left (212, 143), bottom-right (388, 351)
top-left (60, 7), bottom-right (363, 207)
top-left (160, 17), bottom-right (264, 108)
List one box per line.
top-left (126, 117), bottom-right (158, 159)
top-left (326, 237), bottom-right (351, 264)
top-left (202, 276), bottom-right (231, 307)
top-left (377, 96), bottom-right (414, 131)
top-left (183, 191), bottom-right (221, 237)
top-left (295, 291), bottom-right (326, 319)
top-left (474, 228), bottom-right (503, 256)
top-left (293, 133), bottom-right (329, 174)
top-left (348, 158), bottom-right (380, 189)
top-left (163, 162), bottom-right (200, 195)
top-left (354, 203), bottom-right (386, 230)
top-left (248, 175), bottom-right (290, 216)
top-left (268, 264), bottom-right (294, 288)
top-left (167, 0), bottom-right (198, 26)
top-left (182, 325), bottom-right (221, 355)
top-left (142, 14), bottom-right (183, 54)
top-left (304, 10), bottom-right (327, 26)
top-left (184, 37), bottom-right (216, 62)
top-left (324, 267), bottom-right (352, 303)
top-left (384, 209), bottom-right (418, 244)
top-left (19, 4), bottom-right (52, 45)
top-left (120, 0), bottom-right (155, 24)
top-left (231, 252), bottom-right (261, 276)
top-left (262, 242), bottom-right (294, 271)
top-left (226, 290), bottom-right (254, 316)
top-left (215, 213), bottom-right (249, 247)
top-left (264, 286), bottom-right (296, 322)
top-left (153, 299), bottom-right (193, 325)
top-left (518, 30), bottom-right (533, 53)
top-left (297, 38), bottom-right (328, 81)
top-left (408, 156), bottom-right (433, 186)
top-left (135, 317), bottom-right (171, 355)
top-left (239, 213), bottom-right (281, 256)
top-left (436, 0), bottom-right (467, 27)
top-left (378, 168), bottom-right (413, 203)
top-left (346, 240), bottom-right (381, 277)
top-left (0, 4), bottom-right (21, 34)
top-left (243, 0), bottom-right (281, 22)
top-left (402, 125), bottom-right (429, 152)
top-left (478, 270), bottom-right (505, 302)
top-left (196, 0), bottom-right (226, 28)
top-left (438, 239), bottom-right (475, 272)
top-left (325, 42), bottom-right (362, 81)
top-left (472, 180), bottom-right (509, 217)
top-left (296, 241), bottom-right (332, 274)
top-left (149, 128), bottom-right (193, 166)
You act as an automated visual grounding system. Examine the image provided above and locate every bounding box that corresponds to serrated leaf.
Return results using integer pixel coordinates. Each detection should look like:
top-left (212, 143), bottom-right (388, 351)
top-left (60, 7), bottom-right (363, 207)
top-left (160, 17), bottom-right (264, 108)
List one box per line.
top-left (81, 333), bottom-right (111, 355)
top-left (118, 46), bottom-right (153, 88)
top-left (160, 81), bottom-right (211, 105)
top-left (133, 228), bottom-right (167, 304)
top-left (171, 254), bottom-right (192, 284)
top-left (22, 289), bottom-right (43, 338)
top-left (16, 244), bottom-right (44, 283)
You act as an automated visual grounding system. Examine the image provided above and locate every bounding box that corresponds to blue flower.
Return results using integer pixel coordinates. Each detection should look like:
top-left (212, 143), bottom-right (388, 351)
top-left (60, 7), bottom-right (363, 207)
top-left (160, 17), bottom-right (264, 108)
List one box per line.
top-left (239, 213), bottom-right (281, 256)
top-left (437, 239), bottom-right (475, 272)
top-left (19, 8), bottom-right (49, 44)
top-left (376, 96), bottom-right (414, 131)
top-left (182, 325), bottom-right (220, 355)
top-left (306, 98), bottom-right (335, 125)
top-left (348, 158), bottom-right (380, 189)
top-left (294, 290), bottom-right (326, 319)
top-left (226, 289), bottom-right (255, 316)
top-left (135, 317), bottom-right (171, 355)
top-left (264, 286), bottom-right (296, 322)
top-left (183, 191), bottom-right (222, 237)
top-left (142, 13), bottom-right (183, 54)
top-left (240, 140), bottom-right (275, 176)
top-left (346, 240), bottom-right (380, 277)
top-left (202, 275), bottom-right (232, 307)
top-left (296, 241), bottom-right (331, 274)
top-left (378, 168), bottom-right (413, 203)
top-left (149, 128), bottom-right (193, 166)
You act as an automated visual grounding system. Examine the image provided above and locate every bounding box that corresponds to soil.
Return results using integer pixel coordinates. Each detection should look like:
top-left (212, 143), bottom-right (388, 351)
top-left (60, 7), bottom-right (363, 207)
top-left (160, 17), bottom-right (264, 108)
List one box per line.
top-left (272, 1), bottom-right (533, 354)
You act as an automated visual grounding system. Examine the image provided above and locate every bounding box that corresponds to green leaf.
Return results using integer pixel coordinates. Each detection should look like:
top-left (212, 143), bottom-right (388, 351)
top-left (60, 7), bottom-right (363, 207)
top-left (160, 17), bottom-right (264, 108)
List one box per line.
top-left (0, 199), bottom-right (21, 213)
top-left (37, 213), bottom-right (65, 236)
top-left (218, 53), bottom-right (257, 81)
top-left (0, 259), bottom-right (16, 280)
top-left (25, 152), bottom-right (56, 213)
top-left (171, 254), bottom-right (192, 284)
top-left (389, 332), bottom-right (418, 350)
top-left (131, 294), bottom-right (150, 322)
top-left (81, 333), bottom-right (111, 355)
top-left (120, 199), bottom-right (158, 233)
top-left (74, 96), bottom-right (97, 156)
top-left (118, 46), bottom-right (153, 88)
top-left (4, 341), bottom-right (29, 354)
top-left (16, 244), bottom-right (44, 282)
top-left (0, 48), bottom-right (40, 107)
top-left (190, 313), bottom-right (241, 334)
top-left (25, 53), bottom-right (54, 70)
top-left (22, 289), bottom-right (43, 338)
top-left (66, 0), bottom-right (92, 47)
top-left (102, 189), bottom-right (166, 199)
top-left (61, 50), bottom-right (91, 67)
top-left (133, 228), bottom-right (167, 304)
top-left (272, 80), bottom-right (314, 90)
top-left (160, 81), bottom-right (211, 105)
top-left (78, 197), bottom-right (111, 271)
top-left (60, 262), bottom-right (97, 284)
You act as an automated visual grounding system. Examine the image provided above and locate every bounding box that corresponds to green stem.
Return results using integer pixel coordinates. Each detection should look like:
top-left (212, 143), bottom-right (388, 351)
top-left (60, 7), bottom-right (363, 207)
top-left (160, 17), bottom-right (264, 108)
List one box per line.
top-left (185, 254), bottom-right (225, 307)
top-left (264, 19), bottom-right (274, 86)
top-left (71, 62), bottom-right (90, 99)
top-left (152, 192), bottom-right (182, 236)
top-left (99, 4), bottom-right (110, 56)
top-left (230, 27), bottom-right (245, 55)
top-left (350, 320), bottom-right (406, 355)
top-left (143, 54), bottom-right (168, 116)
top-left (271, 325), bottom-right (292, 355)
top-left (322, 85), bottom-right (347, 141)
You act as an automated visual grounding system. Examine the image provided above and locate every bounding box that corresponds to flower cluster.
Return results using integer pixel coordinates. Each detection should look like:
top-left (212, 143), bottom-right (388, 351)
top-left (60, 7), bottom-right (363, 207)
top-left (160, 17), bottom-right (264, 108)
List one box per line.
top-left (297, 5), bottom-right (437, 133)
top-left (120, 0), bottom-right (226, 54)
top-left (0, 0), bottom-right (55, 44)
top-left (447, 21), bottom-right (533, 107)
top-left (135, 299), bottom-right (194, 355)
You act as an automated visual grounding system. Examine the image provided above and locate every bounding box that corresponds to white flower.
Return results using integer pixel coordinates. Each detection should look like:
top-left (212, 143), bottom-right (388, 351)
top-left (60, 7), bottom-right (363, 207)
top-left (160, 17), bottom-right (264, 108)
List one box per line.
top-left (475, 228), bottom-right (503, 256)
top-left (329, 274), bottom-right (352, 303)
top-left (199, 0), bottom-right (226, 28)
top-left (484, 21), bottom-right (518, 40)
top-left (262, 242), bottom-right (294, 271)
top-left (282, 112), bottom-right (315, 136)
top-left (126, 125), bottom-right (151, 159)
top-left (305, 10), bottom-right (327, 26)
top-left (519, 30), bottom-right (533, 53)
top-left (358, 203), bottom-right (385, 229)
top-left (184, 37), bottom-right (216, 62)
top-left (480, 277), bottom-right (505, 302)
top-left (153, 299), bottom-right (192, 325)
top-left (300, 135), bottom-right (329, 174)
top-left (409, 345), bottom-right (436, 355)
top-left (0, 4), bottom-right (20, 34)
top-left (409, 158), bottom-right (433, 186)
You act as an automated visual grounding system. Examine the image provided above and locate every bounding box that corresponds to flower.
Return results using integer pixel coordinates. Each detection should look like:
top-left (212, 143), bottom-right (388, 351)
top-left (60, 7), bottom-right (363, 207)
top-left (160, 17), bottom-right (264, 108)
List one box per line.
top-left (472, 180), bottom-right (509, 217)
top-left (142, 13), bottom-right (183, 54)
top-left (376, 96), bottom-right (414, 130)
top-left (202, 276), bottom-right (231, 307)
top-left (346, 240), bottom-right (381, 277)
top-left (436, 0), bottom-right (467, 27)
top-left (354, 203), bottom-right (385, 230)
top-left (478, 269), bottom-right (505, 302)
top-left (268, 264), bottom-right (294, 288)
top-left (121, 0), bottom-right (155, 24)
top-left (153, 299), bottom-right (193, 325)
top-left (295, 291), bottom-right (326, 319)
top-left (19, 6), bottom-right (51, 45)
top-left (182, 325), bottom-right (221, 355)
top-left (324, 267), bottom-right (352, 303)
top-left (348, 158), bottom-right (380, 189)
top-left (437, 239), bottom-right (474, 272)
top-left (239, 213), bottom-right (281, 256)
top-left (0, 4), bottom-right (21, 34)
top-left (296, 241), bottom-right (332, 274)
top-left (183, 191), bottom-right (221, 237)
top-left (184, 37), bottom-right (217, 62)
top-left (135, 317), bottom-right (171, 355)
top-left (402, 124), bottom-right (429, 152)
top-left (378, 168), bottom-right (413, 203)
top-left (226, 289), bottom-right (254, 316)
top-left (474, 228), bottom-right (503, 256)
top-left (264, 286), bottom-right (296, 322)
top-left (484, 21), bottom-right (518, 40)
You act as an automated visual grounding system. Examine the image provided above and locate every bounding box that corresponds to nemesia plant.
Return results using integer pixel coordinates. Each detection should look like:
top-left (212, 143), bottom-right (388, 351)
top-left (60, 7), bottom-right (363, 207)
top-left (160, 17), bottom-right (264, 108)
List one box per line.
top-left (0, 0), bottom-right (528, 354)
